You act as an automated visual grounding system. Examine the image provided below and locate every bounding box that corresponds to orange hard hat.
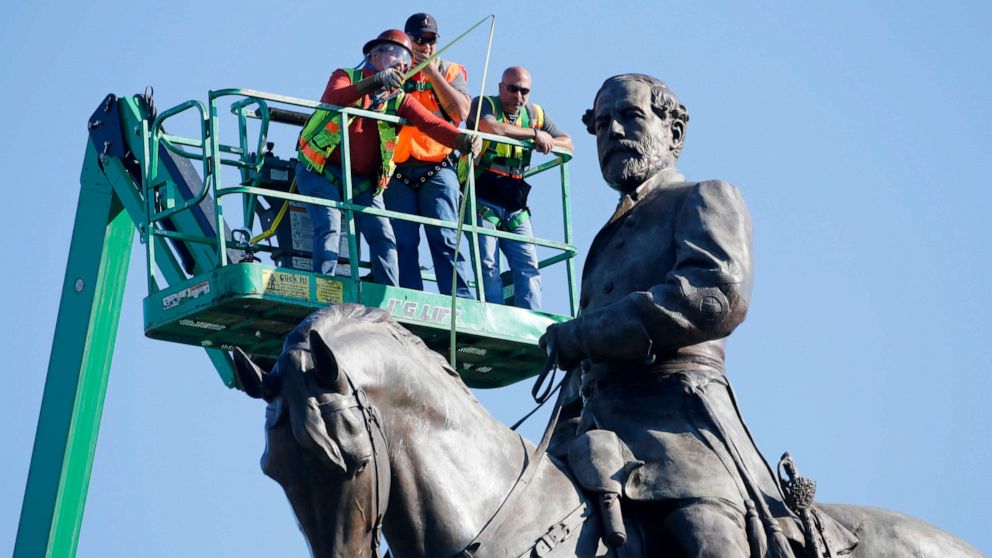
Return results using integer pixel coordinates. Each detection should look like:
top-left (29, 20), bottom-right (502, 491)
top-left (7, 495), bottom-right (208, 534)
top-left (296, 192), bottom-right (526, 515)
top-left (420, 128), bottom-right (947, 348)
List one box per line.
top-left (363, 29), bottom-right (414, 57)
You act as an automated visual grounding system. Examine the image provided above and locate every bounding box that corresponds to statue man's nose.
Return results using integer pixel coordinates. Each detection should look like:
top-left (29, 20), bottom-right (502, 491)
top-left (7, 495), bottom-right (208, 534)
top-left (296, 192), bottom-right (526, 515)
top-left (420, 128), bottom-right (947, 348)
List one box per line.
top-left (609, 120), bottom-right (625, 138)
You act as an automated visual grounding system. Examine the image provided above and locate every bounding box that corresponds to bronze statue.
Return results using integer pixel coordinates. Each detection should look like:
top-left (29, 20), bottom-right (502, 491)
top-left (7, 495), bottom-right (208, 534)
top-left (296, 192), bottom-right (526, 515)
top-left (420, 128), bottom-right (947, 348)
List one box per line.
top-left (232, 304), bottom-right (983, 557)
top-left (537, 72), bottom-right (797, 557)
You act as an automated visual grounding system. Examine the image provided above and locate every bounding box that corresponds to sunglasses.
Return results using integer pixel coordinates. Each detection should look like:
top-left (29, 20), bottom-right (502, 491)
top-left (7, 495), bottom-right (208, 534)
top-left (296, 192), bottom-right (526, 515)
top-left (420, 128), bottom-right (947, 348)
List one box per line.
top-left (502, 83), bottom-right (531, 96)
top-left (412, 35), bottom-right (438, 45)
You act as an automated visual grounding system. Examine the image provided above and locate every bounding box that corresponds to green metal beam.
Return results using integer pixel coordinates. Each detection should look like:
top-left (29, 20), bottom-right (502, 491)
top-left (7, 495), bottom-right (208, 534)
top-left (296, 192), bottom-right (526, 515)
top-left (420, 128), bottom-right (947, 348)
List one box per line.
top-left (15, 140), bottom-right (134, 558)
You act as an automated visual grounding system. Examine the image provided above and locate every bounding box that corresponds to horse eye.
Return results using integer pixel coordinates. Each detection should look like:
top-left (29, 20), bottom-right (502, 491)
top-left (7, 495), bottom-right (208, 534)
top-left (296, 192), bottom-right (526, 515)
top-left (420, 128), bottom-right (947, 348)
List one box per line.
top-left (353, 459), bottom-right (369, 476)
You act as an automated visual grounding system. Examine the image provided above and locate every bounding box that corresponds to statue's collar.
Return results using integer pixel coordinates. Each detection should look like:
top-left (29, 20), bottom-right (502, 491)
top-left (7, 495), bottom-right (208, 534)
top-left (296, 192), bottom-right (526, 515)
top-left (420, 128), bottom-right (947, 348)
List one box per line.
top-left (608, 168), bottom-right (685, 224)
top-left (630, 167), bottom-right (685, 200)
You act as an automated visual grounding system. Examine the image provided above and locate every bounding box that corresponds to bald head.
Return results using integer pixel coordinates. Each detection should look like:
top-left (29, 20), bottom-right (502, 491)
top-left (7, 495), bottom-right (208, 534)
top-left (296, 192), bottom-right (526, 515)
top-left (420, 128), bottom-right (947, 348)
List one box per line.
top-left (502, 66), bottom-right (531, 83)
top-left (498, 66), bottom-right (533, 115)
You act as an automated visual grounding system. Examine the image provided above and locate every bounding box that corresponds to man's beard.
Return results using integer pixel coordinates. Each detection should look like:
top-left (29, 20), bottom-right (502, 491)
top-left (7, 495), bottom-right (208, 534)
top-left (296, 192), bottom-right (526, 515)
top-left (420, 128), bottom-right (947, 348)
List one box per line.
top-left (601, 135), bottom-right (667, 191)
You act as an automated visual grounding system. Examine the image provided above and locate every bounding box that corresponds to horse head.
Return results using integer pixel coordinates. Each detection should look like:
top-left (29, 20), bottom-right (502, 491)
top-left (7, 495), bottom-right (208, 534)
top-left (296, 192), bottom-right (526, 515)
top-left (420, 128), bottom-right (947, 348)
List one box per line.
top-left (233, 307), bottom-right (390, 558)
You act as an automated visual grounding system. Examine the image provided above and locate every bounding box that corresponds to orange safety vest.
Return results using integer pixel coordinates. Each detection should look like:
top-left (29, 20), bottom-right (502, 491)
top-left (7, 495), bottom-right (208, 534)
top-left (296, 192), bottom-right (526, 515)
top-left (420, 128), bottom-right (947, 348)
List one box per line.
top-left (392, 61), bottom-right (467, 164)
top-left (297, 67), bottom-right (404, 194)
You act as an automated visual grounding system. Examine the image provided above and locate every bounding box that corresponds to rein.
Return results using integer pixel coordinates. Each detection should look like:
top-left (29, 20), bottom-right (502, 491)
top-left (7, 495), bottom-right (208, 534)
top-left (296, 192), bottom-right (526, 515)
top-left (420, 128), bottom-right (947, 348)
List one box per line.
top-left (318, 372), bottom-right (391, 557)
top-left (456, 362), bottom-right (576, 557)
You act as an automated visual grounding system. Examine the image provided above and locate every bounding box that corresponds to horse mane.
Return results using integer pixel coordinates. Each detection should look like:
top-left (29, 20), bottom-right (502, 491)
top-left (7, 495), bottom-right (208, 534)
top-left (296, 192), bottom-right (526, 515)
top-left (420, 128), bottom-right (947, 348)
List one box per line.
top-left (283, 303), bottom-right (466, 390)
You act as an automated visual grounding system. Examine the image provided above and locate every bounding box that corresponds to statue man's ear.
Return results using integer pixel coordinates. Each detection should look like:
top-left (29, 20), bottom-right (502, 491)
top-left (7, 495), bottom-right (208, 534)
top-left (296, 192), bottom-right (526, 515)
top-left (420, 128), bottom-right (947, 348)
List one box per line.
top-left (309, 330), bottom-right (348, 393)
top-left (582, 109), bottom-right (597, 135)
top-left (671, 120), bottom-right (685, 147)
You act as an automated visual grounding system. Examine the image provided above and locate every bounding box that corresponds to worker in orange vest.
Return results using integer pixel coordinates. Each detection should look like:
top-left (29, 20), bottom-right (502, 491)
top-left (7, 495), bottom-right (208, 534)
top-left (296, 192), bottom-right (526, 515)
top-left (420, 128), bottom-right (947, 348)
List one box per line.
top-left (384, 13), bottom-right (474, 297)
top-left (295, 29), bottom-right (480, 282)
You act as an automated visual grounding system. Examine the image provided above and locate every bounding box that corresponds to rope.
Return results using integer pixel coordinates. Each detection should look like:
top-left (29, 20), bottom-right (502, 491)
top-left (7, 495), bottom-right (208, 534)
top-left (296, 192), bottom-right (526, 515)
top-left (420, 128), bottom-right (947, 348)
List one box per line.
top-left (249, 177), bottom-right (297, 244)
top-left (450, 14), bottom-right (496, 368)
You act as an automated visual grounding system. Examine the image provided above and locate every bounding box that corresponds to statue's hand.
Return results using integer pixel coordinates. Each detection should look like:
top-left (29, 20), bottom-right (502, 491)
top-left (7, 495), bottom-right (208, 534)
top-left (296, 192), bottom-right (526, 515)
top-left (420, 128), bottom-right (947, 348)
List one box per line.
top-left (540, 322), bottom-right (584, 370)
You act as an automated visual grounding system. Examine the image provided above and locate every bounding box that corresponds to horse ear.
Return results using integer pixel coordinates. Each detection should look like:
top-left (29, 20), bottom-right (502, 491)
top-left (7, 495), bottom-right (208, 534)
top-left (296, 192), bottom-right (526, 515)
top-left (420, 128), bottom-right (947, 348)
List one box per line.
top-left (309, 330), bottom-right (347, 393)
top-left (233, 347), bottom-right (273, 400)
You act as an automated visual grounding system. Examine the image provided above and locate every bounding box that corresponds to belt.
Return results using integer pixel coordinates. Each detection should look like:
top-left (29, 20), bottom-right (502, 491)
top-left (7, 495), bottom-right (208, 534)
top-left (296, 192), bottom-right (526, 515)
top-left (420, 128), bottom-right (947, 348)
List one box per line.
top-left (393, 154), bottom-right (456, 189)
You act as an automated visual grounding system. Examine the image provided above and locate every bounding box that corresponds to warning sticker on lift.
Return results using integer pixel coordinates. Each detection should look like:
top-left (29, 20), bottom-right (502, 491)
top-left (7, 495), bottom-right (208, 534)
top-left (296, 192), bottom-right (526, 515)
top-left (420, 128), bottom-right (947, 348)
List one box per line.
top-left (315, 278), bottom-right (344, 304)
top-left (261, 270), bottom-right (310, 300)
top-left (162, 280), bottom-right (210, 310)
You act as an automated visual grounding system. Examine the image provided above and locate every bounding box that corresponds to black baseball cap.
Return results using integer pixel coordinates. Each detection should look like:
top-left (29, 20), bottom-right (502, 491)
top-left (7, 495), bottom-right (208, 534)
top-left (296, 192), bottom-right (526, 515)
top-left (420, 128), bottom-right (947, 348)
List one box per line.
top-left (405, 13), bottom-right (438, 37)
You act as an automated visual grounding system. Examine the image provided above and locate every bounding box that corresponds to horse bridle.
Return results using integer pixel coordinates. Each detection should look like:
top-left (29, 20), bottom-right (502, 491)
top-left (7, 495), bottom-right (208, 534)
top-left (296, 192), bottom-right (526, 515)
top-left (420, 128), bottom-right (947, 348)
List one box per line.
top-left (315, 371), bottom-right (391, 557)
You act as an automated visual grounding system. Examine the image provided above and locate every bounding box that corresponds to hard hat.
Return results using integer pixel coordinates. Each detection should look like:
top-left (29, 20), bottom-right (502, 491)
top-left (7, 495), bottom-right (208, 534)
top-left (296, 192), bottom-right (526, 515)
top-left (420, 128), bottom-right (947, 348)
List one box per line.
top-left (363, 29), bottom-right (414, 57)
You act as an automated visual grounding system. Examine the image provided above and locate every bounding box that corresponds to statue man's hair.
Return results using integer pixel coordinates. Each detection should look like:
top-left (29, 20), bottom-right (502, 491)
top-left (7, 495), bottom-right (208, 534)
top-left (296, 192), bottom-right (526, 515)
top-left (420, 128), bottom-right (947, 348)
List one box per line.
top-left (582, 74), bottom-right (690, 157)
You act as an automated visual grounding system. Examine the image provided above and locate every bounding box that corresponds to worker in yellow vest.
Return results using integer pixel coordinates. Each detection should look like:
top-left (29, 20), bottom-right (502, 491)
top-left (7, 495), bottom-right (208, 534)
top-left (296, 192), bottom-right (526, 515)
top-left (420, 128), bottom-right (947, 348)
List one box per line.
top-left (467, 66), bottom-right (573, 309)
top-left (295, 29), bottom-right (480, 283)
top-left (384, 13), bottom-right (474, 297)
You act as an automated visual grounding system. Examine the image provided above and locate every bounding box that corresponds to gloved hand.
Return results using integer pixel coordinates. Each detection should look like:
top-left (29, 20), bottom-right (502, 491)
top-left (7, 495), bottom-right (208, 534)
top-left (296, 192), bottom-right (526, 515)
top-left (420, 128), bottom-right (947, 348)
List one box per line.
top-left (455, 132), bottom-right (483, 158)
top-left (355, 68), bottom-right (405, 95)
top-left (539, 321), bottom-right (585, 371)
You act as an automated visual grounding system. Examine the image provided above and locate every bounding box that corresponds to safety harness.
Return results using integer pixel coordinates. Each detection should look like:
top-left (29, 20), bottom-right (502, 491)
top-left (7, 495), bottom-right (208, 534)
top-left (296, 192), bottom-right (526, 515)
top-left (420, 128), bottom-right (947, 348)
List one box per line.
top-left (477, 96), bottom-right (544, 179)
top-left (477, 204), bottom-right (530, 232)
top-left (297, 67), bottom-right (404, 196)
top-left (461, 97), bottom-right (545, 229)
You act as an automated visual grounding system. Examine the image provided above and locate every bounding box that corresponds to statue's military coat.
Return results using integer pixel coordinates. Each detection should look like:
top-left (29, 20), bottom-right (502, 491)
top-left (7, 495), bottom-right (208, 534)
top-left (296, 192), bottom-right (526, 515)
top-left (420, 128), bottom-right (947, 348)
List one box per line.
top-left (560, 167), bottom-right (796, 527)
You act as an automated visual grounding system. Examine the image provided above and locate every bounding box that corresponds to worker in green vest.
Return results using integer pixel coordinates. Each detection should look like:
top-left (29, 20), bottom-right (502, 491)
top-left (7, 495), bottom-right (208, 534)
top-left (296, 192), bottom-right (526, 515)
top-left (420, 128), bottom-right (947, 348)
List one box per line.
top-left (467, 66), bottom-right (573, 309)
top-left (296, 29), bottom-right (481, 283)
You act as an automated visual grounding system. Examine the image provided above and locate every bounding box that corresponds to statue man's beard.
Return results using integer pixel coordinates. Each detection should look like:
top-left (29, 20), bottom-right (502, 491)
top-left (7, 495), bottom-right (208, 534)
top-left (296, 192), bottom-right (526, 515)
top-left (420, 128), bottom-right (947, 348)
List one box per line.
top-left (601, 136), bottom-right (668, 191)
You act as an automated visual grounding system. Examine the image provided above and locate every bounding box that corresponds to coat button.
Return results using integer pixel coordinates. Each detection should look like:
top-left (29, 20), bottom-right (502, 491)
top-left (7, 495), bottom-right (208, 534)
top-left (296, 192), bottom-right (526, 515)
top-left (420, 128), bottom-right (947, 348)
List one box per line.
top-left (613, 238), bottom-right (624, 249)
top-left (625, 216), bottom-right (636, 227)
top-left (603, 281), bottom-right (614, 294)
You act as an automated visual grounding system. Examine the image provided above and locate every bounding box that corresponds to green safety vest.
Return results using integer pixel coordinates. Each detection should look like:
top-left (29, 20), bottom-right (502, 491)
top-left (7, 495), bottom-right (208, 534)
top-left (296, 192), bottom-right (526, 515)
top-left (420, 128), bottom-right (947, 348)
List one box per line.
top-left (479, 96), bottom-right (545, 174)
top-left (297, 67), bottom-right (404, 194)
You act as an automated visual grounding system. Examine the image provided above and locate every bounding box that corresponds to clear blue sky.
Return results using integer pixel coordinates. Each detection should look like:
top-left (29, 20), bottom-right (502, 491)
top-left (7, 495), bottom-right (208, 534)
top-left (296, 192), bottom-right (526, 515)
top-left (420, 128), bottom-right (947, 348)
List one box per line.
top-left (2, 1), bottom-right (990, 556)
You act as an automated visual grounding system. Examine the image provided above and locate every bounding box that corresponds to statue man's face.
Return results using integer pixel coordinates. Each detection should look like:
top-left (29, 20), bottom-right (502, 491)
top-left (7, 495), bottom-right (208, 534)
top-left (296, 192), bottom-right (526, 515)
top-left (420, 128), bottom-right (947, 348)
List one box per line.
top-left (593, 80), bottom-right (678, 193)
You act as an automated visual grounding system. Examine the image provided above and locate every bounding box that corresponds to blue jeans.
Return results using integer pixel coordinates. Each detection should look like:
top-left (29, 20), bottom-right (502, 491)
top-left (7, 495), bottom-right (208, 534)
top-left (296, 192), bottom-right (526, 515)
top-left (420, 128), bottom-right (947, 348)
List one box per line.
top-left (294, 162), bottom-right (398, 285)
top-left (475, 201), bottom-right (541, 310)
top-left (384, 165), bottom-right (472, 297)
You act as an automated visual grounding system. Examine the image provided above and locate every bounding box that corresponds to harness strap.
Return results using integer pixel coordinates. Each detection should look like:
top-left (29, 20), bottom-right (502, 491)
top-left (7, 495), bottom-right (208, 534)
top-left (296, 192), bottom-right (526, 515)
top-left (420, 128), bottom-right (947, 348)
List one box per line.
top-left (477, 205), bottom-right (530, 232)
top-left (457, 365), bottom-right (573, 557)
top-left (484, 162), bottom-right (526, 179)
top-left (317, 165), bottom-right (374, 198)
top-left (392, 153), bottom-right (457, 190)
top-left (516, 500), bottom-right (590, 558)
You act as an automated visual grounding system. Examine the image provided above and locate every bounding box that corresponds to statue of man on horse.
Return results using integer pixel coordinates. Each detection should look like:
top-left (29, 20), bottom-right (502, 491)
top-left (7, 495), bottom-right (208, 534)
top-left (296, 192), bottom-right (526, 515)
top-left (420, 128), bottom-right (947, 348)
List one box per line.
top-left (539, 73), bottom-right (852, 558)
top-left (229, 74), bottom-right (985, 558)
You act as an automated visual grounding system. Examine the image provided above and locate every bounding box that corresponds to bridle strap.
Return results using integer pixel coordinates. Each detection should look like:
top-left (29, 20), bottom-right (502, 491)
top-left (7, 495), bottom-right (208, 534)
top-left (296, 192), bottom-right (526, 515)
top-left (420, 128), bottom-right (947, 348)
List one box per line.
top-left (336, 371), bottom-right (390, 558)
top-left (456, 367), bottom-right (574, 557)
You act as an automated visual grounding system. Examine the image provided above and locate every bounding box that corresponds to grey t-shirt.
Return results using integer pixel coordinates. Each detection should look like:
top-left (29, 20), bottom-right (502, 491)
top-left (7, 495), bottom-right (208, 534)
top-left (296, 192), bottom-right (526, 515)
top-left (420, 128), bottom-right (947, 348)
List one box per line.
top-left (468, 96), bottom-right (567, 138)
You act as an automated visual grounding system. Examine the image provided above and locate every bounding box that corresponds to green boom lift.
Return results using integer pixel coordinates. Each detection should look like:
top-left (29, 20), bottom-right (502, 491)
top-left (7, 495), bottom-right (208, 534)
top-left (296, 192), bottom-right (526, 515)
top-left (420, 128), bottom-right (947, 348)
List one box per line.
top-left (14, 88), bottom-right (578, 556)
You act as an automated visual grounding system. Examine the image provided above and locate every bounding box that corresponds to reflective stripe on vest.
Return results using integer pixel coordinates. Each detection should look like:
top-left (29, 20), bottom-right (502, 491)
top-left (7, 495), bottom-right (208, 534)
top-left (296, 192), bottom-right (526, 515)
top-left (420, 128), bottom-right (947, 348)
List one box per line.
top-left (297, 67), bottom-right (404, 193)
top-left (479, 96), bottom-right (544, 173)
top-left (393, 61), bottom-right (466, 164)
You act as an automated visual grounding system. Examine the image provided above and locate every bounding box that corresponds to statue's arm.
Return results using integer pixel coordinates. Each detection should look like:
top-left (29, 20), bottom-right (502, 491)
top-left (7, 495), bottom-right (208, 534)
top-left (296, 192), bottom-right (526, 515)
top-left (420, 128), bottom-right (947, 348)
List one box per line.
top-left (557, 180), bottom-right (754, 365)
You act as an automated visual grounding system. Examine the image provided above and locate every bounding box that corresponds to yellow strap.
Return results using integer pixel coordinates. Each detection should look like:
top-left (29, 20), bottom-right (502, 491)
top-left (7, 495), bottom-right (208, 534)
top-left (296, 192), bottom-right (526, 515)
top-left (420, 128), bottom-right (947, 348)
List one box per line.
top-left (249, 177), bottom-right (297, 244)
